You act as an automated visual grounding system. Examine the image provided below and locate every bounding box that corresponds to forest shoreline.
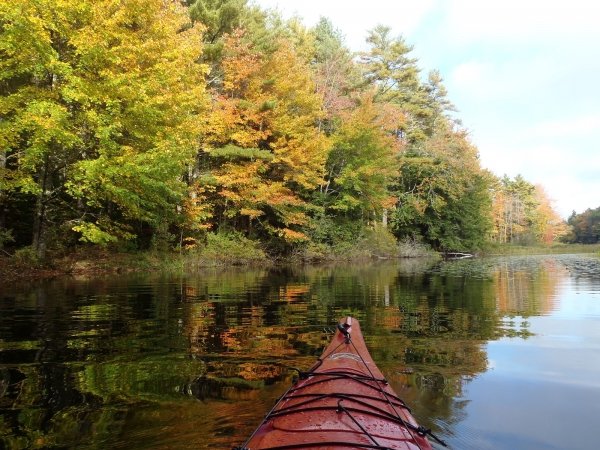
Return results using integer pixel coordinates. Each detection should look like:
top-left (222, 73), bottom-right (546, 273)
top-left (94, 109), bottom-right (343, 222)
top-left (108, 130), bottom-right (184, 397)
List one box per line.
top-left (2, 243), bottom-right (599, 286)
top-left (0, 248), bottom-right (431, 285)
top-left (3, 0), bottom-right (582, 277)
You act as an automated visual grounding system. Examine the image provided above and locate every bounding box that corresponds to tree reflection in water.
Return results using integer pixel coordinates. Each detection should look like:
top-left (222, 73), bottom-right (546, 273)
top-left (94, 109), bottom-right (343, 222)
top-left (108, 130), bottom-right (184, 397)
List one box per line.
top-left (0, 255), bottom-right (581, 448)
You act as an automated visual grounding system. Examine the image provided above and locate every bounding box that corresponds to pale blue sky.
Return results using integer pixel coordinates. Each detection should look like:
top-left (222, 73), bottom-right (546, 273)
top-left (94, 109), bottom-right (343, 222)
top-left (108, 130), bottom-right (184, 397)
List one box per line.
top-left (254, 0), bottom-right (600, 217)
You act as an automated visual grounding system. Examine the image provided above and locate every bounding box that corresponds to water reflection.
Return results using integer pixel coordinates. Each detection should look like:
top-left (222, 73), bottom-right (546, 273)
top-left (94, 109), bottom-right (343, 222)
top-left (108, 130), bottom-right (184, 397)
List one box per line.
top-left (1, 254), bottom-right (599, 449)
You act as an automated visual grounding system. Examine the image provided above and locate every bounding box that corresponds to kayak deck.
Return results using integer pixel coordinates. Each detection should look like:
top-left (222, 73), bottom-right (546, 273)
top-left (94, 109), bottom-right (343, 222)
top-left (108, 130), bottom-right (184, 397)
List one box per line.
top-left (236, 317), bottom-right (441, 450)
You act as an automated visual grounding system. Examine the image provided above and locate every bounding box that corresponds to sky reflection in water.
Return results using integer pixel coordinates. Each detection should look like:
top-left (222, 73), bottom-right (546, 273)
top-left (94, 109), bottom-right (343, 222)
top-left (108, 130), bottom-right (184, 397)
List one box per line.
top-left (445, 257), bottom-right (600, 450)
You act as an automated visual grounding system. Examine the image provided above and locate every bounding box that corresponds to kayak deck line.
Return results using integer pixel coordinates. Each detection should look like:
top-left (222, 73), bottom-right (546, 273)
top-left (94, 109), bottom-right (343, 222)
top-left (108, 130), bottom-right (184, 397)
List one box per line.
top-left (271, 391), bottom-right (410, 416)
top-left (271, 374), bottom-right (412, 421)
top-left (291, 368), bottom-right (389, 385)
top-left (237, 442), bottom-right (417, 450)
top-left (235, 317), bottom-right (446, 450)
top-left (286, 371), bottom-right (407, 407)
top-left (268, 399), bottom-right (409, 425)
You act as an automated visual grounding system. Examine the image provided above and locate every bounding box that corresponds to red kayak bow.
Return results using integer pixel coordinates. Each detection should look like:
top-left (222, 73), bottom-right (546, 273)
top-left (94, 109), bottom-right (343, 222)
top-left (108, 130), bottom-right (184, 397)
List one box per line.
top-left (235, 317), bottom-right (445, 449)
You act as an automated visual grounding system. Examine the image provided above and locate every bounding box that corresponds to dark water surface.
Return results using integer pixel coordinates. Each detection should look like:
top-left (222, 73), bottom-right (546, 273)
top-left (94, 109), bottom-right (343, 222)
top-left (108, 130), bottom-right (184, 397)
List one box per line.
top-left (1, 254), bottom-right (599, 449)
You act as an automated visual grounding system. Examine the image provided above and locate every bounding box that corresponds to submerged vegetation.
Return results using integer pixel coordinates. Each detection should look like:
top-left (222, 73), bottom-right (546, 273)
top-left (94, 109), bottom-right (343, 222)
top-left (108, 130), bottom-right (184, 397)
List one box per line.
top-left (0, 0), bottom-right (589, 277)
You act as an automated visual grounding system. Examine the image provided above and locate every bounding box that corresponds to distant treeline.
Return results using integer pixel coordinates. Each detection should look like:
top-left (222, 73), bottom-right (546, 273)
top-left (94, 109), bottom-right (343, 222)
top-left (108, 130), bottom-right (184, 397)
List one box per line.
top-left (0, 0), bottom-right (569, 260)
top-left (563, 207), bottom-right (600, 244)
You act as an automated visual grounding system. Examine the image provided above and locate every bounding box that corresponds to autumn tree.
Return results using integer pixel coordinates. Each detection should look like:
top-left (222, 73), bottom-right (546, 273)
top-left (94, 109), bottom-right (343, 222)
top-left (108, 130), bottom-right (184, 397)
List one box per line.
top-left (1, 0), bottom-right (83, 256)
top-left (530, 185), bottom-right (569, 244)
top-left (490, 176), bottom-right (566, 245)
top-left (0, 0), bottom-right (207, 255)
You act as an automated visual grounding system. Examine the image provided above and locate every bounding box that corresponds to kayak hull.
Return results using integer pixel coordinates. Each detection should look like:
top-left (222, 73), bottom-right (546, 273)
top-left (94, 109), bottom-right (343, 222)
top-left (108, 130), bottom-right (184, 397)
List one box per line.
top-left (238, 317), bottom-right (434, 450)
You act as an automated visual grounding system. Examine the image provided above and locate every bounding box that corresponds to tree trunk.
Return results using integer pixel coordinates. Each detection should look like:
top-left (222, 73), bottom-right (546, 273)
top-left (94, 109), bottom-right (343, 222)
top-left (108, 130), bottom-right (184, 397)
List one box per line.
top-left (32, 157), bottom-right (50, 260)
top-left (0, 151), bottom-right (6, 233)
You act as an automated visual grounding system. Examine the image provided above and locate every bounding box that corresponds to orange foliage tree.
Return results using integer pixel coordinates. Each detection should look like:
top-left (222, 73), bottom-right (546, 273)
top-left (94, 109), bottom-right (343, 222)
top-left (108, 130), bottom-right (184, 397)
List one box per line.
top-left (490, 176), bottom-right (567, 244)
top-left (194, 31), bottom-right (329, 242)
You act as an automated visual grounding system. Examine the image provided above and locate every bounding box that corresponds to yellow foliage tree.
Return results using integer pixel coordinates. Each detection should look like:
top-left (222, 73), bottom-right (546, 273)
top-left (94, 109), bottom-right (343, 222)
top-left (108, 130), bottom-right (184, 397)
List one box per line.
top-left (0, 0), bottom-right (207, 253)
top-left (531, 185), bottom-right (569, 244)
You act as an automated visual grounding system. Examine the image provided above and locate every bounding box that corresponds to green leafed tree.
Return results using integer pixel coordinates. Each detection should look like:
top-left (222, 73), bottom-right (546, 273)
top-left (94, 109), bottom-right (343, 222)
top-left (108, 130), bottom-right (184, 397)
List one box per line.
top-left (320, 94), bottom-right (399, 220)
top-left (187, 0), bottom-right (250, 72)
top-left (422, 69), bottom-right (458, 133)
top-left (391, 127), bottom-right (493, 251)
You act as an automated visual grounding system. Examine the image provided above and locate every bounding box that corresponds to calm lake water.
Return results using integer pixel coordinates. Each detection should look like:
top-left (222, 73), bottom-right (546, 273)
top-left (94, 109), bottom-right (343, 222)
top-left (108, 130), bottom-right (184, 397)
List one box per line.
top-left (1, 254), bottom-right (599, 449)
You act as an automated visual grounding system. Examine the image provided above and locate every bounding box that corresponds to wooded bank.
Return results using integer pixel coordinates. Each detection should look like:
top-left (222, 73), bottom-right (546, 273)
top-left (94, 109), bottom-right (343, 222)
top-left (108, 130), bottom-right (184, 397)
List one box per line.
top-left (0, 0), bottom-right (584, 270)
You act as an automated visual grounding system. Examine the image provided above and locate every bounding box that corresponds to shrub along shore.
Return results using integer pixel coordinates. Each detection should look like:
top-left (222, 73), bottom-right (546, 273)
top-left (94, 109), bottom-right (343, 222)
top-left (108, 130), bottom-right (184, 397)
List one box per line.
top-left (2, 232), bottom-right (599, 286)
top-left (0, 229), bottom-right (436, 283)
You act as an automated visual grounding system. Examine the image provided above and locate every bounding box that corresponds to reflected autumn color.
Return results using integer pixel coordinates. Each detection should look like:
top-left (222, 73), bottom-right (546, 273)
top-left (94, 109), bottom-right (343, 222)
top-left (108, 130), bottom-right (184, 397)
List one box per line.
top-left (494, 257), bottom-right (568, 314)
top-left (0, 256), bottom-right (575, 449)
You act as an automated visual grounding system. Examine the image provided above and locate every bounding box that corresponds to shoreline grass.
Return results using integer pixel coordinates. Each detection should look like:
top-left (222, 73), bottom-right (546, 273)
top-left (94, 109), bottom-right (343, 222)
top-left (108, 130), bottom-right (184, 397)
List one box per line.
top-left (1, 240), bottom-right (598, 285)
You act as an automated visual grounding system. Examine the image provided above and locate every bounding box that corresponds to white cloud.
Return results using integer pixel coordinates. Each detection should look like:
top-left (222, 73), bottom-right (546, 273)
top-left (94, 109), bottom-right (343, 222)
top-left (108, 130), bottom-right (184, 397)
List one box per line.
top-left (451, 61), bottom-right (487, 86)
top-left (549, 177), bottom-right (600, 217)
top-left (253, 0), bottom-right (437, 49)
top-left (440, 0), bottom-right (600, 44)
top-left (530, 115), bottom-right (600, 138)
top-left (448, 53), bottom-right (572, 109)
